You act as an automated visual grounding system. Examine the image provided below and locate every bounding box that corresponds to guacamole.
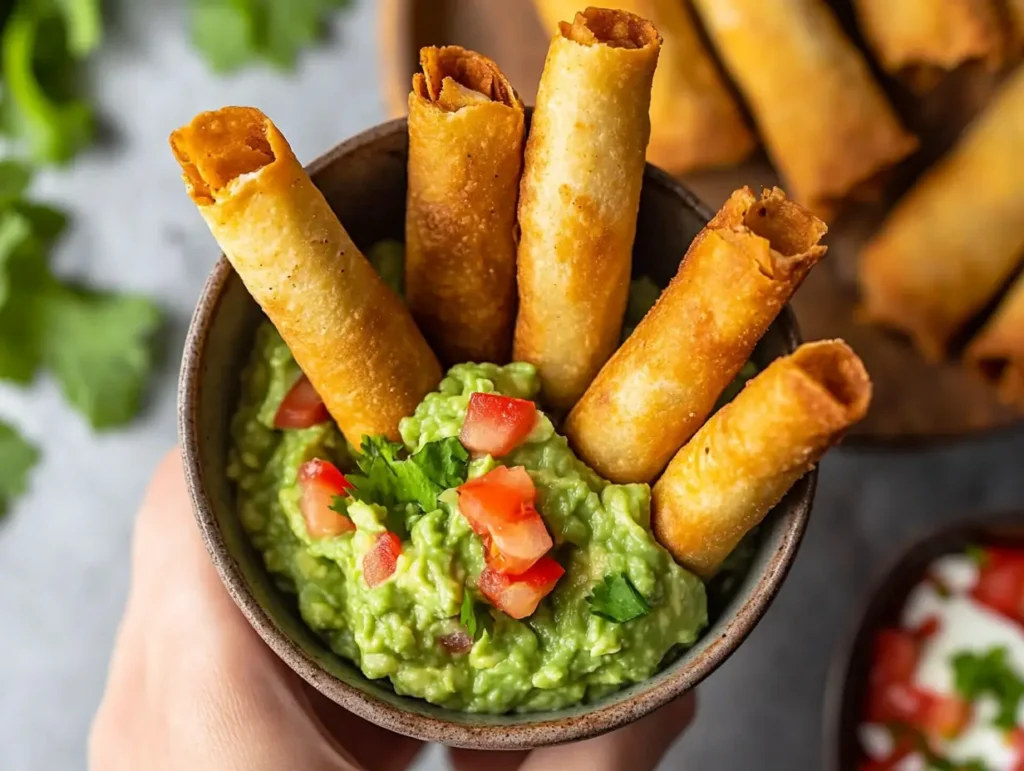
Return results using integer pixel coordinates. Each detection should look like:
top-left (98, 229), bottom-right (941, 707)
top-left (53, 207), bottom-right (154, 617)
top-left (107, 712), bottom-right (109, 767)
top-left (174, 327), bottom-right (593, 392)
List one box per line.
top-left (227, 324), bottom-right (708, 713)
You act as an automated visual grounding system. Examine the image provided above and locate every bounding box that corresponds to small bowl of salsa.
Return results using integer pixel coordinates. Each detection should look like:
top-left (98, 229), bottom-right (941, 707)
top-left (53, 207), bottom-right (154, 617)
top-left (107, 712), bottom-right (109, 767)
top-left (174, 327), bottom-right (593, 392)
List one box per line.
top-left (827, 515), bottom-right (1024, 771)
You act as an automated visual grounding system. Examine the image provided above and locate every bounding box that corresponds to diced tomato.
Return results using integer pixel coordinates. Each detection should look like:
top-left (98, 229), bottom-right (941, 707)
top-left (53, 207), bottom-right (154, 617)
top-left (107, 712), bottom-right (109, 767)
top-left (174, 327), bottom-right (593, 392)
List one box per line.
top-left (478, 555), bottom-right (565, 619)
top-left (459, 392), bottom-right (537, 457)
top-left (870, 629), bottom-right (921, 687)
top-left (298, 459), bottom-right (354, 538)
top-left (275, 375), bottom-right (330, 429)
top-left (972, 549), bottom-right (1024, 625)
top-left (363, 531), bottom-right (402, 587)
top-left (457, 467), bottom-right (552, 574)
top-left (865, 682), bottom-right (932, 725)
top-left (915, 615), bottom-right (941, 640)
top-left (919, 694), bottom-right (972, 740)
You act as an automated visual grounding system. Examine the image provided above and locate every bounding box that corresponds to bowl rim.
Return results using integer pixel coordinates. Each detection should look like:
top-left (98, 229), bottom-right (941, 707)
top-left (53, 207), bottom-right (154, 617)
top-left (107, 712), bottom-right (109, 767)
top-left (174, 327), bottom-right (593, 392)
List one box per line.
top-left (823, 510), bottom-right (1024, 771)
top-left (178, 116), bottom-right (817, 749)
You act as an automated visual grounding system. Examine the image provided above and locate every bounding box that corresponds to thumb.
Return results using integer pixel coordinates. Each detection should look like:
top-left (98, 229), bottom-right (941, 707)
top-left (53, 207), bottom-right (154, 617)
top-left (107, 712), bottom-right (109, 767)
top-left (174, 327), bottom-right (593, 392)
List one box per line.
top-left (520, 692), bottom-right (696, 771)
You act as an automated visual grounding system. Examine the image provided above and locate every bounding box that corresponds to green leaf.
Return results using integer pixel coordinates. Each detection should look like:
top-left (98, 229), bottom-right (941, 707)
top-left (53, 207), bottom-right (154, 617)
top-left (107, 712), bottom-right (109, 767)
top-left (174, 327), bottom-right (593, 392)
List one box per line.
top-left (263, 0), bottom-right (324, 68)
top-left (1, 8), bottom-right (96, 165)
top-left (966, 545), bottom-right (989, 568)
top-left (952, 647), bottom-right (1024, 730)
top-left (0, 420), bottom-right (38, 519)
top-left (410, 436), bottom-right (468, 491)
top-left (587, 574), bottom-right (652, 623)
top-left (56, 0), bottom-right (103, 56)
top-left (0, 160), bottom-right (32, 206)
top-left (189, 0), bottom-right (259, 74)
top-left (0, 239), bottom-right (49, 384)
top-left (0, 209), bottom-right (33, 308)
top-left (460, 591), bottom-right (477, 639)
top-left (39, 287), bottom-right (162, 430)
top-left (349, 435), bottom-right (469, 513)
top-left (622, 275), bottom-right (661, 340)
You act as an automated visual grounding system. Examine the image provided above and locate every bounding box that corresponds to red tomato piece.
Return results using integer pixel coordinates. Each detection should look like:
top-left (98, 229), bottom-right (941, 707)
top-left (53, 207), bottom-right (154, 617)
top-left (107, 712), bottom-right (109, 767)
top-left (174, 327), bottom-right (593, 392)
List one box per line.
top-left (973, 550), bottom-right (1024, 625)
top-left (275, 375), bottom-right (330, 429)
top-left (870, 629), bottom-right (921, 687)
top-left (298, 459), bottom-right (354, 538)
top-left (457, 467), bottom-right (551, 574)
top-left (865, 682), bottom-right (932, 725)
top-left (459, 392), bottom-right (537, 457)
top-left (915, 615), bottom-right (941, 640)
top-left (478, 555), bottom-right (565, 619)
top-left (363, 531), bottom-right (402, 588)
top-left (920, 694), bottom-right (972, 741)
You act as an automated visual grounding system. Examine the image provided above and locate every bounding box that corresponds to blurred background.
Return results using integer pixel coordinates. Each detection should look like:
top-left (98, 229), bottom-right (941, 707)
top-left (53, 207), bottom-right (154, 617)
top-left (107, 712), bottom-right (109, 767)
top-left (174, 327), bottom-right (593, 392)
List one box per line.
top-left (1, 0), bottom-right (1024, 769)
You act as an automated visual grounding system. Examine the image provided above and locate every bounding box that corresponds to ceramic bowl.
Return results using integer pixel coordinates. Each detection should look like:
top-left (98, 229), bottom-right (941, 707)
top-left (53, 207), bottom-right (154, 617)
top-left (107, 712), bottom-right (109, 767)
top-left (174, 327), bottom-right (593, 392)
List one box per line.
top-left (825, 512), bottom-right (1024, 770)
top-left (178, 116), bottom-right (816, 749)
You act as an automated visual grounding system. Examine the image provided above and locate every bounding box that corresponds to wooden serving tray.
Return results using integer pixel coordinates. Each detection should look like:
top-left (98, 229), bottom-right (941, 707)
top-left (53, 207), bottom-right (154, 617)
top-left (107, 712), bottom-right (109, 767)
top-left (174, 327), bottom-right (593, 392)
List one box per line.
top-left (377, 0), bottom-right (1022, 445)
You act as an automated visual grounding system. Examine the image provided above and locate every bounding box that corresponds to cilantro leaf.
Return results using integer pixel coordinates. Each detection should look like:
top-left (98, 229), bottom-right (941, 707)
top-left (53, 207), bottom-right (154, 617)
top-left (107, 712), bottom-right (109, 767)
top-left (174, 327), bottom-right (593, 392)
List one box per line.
top-left (0, 209), bottom-right (33, 307)
top-left (1, 6), bottom-right (96, 165)
top-left (188, 0), bottom-right (352, 73)
top-left (952, 647), bottom-right (1024, 730)
top-left (587, 574), bottom-right (652, 623)
top-left (460, 591), bottom-right (477, 639)
top-left (0, 421), bottom-right (38, 519)
top-left (0, 160), bottom-right (32, 207)
top-left (350, 436), bottom-right (469, 513)
top-left (39, 286), bottom-right (162, 429)
top-left (366, 240), bottom-right (404, 296)
top-left (965, 545), bottom-right (989, 568)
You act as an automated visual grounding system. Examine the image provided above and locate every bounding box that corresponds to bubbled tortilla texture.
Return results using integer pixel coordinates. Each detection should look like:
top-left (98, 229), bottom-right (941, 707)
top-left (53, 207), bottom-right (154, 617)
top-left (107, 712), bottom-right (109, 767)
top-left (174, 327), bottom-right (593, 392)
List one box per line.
top-left (227, 322), bottom-right (708, 713)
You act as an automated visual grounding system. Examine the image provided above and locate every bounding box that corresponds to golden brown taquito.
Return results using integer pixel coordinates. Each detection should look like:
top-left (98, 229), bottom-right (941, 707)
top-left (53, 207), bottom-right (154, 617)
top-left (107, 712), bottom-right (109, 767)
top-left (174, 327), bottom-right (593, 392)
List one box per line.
top-left (691, 0), bottom-right (918, 219)
top-left (854, 0), bottom-right (1004, 84)
top-left (530, 0), bottom-right (755, 173)
top-left (1002, 0), bottom-right (1024, 55)
top-left (566, 187), bottom-right (827, 484)
top-left (514, 8), bottom-right (661, 410)
top-left (652, 340), bottom-right (872, 578)
top-left (406, 46), bottom-right (525, 365)
top-left (966, 273), bottom-right (1024, 408)
top-left (170, 107), bottom-right (442, 443)
top-left (858, 65), bottom-right (1024, 360)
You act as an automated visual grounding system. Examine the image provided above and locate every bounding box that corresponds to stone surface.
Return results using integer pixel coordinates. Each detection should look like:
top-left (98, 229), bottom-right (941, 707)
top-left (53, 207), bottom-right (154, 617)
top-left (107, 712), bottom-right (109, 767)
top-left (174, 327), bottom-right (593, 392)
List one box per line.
top-left (2, 1), bottom-right (1023, 769)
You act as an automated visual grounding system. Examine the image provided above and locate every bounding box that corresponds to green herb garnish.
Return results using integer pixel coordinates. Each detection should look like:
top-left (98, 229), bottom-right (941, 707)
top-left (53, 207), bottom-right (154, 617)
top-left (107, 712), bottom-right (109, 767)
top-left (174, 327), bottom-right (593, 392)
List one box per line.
top-left (0, 420), bottom-right (38, 518)
top-left (349, 436), bottom-right (469, 513)
top-left (460, 591), bottom-right (477, 639)
top-left (952, 646), bottom-right (1024, 730)
top-left (587, 574), bottom-right (652, 623)
top-left (966, 545), bottom-right (989, 568)
top-left (188, 0), bottom-right (352, 73)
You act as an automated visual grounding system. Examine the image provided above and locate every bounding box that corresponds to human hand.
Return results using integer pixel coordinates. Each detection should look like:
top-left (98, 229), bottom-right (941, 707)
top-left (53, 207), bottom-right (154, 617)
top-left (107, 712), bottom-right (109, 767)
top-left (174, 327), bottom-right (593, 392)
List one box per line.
top-left (89, 450), bottom-right (696, 771)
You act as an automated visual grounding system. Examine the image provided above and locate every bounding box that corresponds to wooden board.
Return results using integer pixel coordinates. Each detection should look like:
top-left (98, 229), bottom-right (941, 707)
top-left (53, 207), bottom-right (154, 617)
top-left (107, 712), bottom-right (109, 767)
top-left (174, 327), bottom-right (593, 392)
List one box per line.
top-left (377, 0), bottom-right (1023, 445)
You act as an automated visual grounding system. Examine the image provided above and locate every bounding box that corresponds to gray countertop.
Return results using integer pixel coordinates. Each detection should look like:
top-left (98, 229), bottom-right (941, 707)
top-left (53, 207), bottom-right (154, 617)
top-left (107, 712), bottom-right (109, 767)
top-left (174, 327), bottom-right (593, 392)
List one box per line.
top-left (2, 2), bottom-right (1023, 769)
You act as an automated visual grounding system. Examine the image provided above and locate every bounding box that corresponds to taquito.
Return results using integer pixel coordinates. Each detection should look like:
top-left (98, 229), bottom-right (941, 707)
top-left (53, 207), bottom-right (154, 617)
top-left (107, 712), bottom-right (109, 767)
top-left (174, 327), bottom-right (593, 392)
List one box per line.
top-left (170, 107), bottom-right (442, 443)
top-left (1005, 0), bottom-right (1024, 54)
top-left (514, 8), bottom-right (661, 410)
top-left (966, 273), bottom-right (1024, 408)
top-left (530, 0), bottom-right (754, 173)
top-left (566, 187), bottom-right (828, 484)
top-left (854, 0), bottom-right (1004, 83)
top-left (691, 0), bottom-right (918, 219)
top-left (858, 65), bottom-right (1024, 360)
top-left (652, 340), bottom-right (871, 578)
top-left (406, 46), bottom-right (525, 365)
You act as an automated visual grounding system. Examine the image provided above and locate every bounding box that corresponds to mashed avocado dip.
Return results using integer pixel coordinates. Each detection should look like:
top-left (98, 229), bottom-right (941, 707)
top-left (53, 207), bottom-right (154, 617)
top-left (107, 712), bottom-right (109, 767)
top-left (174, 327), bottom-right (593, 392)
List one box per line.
top-left (227, 323), bottom-right (709, 713)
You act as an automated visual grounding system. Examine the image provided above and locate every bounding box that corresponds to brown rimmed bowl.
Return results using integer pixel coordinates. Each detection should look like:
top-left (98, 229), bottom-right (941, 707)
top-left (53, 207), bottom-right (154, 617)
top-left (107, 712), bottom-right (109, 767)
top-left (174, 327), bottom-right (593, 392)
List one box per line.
top-left (825, 511), bottom-right (1024, 770)
top-left (178, 116), bottom-right (816, 749)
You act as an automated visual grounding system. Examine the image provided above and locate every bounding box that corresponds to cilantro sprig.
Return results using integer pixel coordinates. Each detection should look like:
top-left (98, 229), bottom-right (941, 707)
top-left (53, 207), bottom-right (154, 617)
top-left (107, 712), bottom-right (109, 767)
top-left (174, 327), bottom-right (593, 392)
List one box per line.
top-left (0, 420), bottom-right (38, 519)
top-left (952, 646), bottom-right (1024, 731)
top-left (347, 436), bottom-right (469, 513)
top-left (460, 591), bottom-right (478, 639)
top-left (587, 574), bottom-right (652, 623)
top-left (188, 0), bottom-right (353, 73)
top-left (0, 163), bottom-right (162, 429)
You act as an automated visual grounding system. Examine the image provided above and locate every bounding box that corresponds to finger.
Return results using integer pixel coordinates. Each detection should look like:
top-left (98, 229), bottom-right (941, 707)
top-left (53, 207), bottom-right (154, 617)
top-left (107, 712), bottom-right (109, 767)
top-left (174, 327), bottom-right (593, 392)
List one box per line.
top-left (518, 692), bottom-right (697, 771)
top-left (448, 748), bottom-right (530, 771)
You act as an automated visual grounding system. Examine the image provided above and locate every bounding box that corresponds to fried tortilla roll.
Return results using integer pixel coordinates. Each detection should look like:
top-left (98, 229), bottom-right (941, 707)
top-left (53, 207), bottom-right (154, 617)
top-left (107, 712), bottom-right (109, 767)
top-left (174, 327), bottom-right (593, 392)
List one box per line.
top-left (170, 107), bottom-right (442, 443)
top-left (514, 8), bottom-right (661, 410)
top-left (854, 0), bottom-right (1004, 83)
top-left (565, 187), bottom-right (828, 484)
top-left (965, 274), bottom-right (1024, 408)
top-left (858, 66), bottom-right (1024, 360)
top-left (406, 46), bottom-right (525, 365)
top-left (530, 0), bottom-right (754, 173)
top-left (1005, 0), bottom-right (1024, 55)
top-left (691, 0), bottom-right (917, 219)
top-left (652, 340), bottom-right (871, 578)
